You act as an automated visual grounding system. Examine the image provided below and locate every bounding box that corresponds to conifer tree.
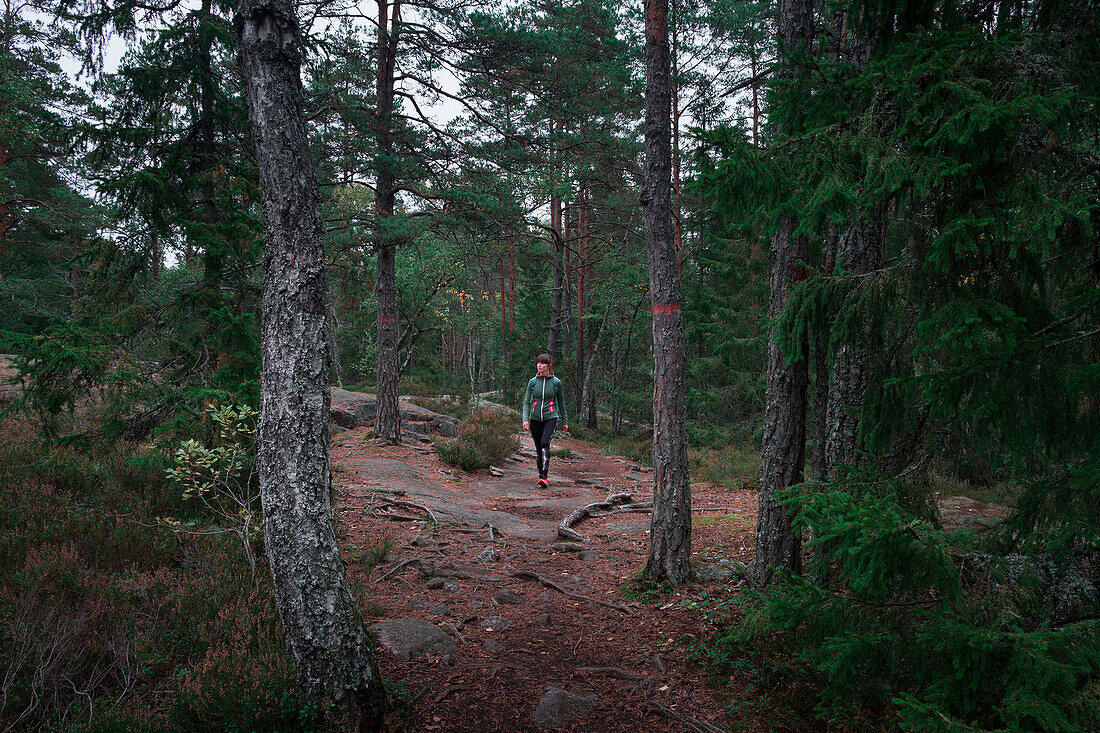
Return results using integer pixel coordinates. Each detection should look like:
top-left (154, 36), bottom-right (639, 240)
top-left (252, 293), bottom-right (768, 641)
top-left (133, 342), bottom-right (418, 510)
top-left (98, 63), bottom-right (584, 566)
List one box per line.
top-left (0, 0), bottom-right (95, 346)
top-left (755, 0), bottom-right (814, 589)
top-left (643, 0), bottom-right (692, 587)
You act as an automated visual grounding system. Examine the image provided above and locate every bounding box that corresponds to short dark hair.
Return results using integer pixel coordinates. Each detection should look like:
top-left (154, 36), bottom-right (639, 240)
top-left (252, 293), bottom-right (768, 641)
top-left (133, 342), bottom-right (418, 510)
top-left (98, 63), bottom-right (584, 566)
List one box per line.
top-left (536, 353), bottom-right (553, 365)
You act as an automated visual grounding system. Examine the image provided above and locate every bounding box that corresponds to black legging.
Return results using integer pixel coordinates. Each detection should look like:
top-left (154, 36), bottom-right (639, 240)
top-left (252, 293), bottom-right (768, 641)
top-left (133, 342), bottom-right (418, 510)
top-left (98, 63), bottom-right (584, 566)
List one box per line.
top-left (528, 418), bottom-right (558, 479)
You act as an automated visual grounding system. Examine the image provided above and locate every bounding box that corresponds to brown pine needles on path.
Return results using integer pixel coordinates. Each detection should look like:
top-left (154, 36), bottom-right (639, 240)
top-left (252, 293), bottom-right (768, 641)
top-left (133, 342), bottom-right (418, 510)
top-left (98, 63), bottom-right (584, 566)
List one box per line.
top-left (331, 426), bottom-right (760, 732)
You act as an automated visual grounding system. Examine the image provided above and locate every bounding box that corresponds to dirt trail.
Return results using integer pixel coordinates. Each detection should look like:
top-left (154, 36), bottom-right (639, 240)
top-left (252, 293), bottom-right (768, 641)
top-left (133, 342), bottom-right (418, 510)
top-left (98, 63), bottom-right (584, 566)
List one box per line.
top-left (332, 427), bottom-right (758, 732)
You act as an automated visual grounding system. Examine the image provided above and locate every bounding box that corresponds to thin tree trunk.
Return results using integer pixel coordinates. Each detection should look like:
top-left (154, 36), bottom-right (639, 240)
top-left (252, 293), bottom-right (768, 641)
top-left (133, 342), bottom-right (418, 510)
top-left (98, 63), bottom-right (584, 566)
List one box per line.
top-left (236, 0), bottom-right (385, 726)
top-left (670, 0), bottom-right (683, 265)
top-left (755, 0), bottom-right (814, 590)
top-left (467, 334), bottom-right (476, 402)
top-left (580, 303), bottom-right (610, 429)
top-left (374, 0), bottom-right (402, 443)
top-left (198, 0), bottom-right (217, 223)
top-left (562, 200), bottom-right (573, 363)
top-left (509, 240), bottom-right (515, 331)
top-left (330, 303), bottom-right (344, 388)
top-left (642, 0), bottom-right (691, 588)
top-left (549, 186), bottom-right (563, 358)
top-left (750, 46), bottom-right (760, 147)
top-left (575, 187), bottom-right (586, 412)
top-left (500, 252), bottom-right (508, 352)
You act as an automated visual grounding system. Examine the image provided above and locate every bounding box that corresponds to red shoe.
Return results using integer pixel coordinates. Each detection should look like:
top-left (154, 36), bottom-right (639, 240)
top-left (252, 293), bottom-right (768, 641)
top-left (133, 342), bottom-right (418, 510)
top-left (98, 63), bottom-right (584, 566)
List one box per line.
top-left (538, 478), bottom-right (548, 488)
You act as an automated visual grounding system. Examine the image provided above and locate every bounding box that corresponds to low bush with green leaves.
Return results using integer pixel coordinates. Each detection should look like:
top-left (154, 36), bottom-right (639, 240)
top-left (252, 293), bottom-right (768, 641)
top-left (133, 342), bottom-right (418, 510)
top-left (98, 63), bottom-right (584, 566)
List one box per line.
top-left (436, 408), bottom-right (519, 471)
top-left (165, 404), bottom-right (261, 582)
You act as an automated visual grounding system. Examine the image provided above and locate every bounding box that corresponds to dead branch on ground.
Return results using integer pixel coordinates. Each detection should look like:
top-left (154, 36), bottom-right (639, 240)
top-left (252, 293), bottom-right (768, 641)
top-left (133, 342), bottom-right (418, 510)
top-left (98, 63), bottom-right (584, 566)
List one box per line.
top-left (374, 558), bottom-right (422, 583)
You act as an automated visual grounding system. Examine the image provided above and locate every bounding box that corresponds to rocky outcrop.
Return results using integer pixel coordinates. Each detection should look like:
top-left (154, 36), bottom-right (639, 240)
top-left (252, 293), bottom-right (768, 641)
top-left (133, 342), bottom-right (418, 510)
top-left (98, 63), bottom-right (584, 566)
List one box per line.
top-left (330, 387), bottom-right (459, 436)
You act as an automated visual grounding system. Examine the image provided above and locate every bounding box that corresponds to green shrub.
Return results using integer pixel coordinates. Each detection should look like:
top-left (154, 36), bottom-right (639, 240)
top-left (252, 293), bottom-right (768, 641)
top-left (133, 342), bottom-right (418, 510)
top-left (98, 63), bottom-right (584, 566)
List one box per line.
top-left (437, 408), bottom-right (519, 471)
top-left (705, 484), bottom-right (1100, 732)
top-left (165, 404), bottom-right (260, 581)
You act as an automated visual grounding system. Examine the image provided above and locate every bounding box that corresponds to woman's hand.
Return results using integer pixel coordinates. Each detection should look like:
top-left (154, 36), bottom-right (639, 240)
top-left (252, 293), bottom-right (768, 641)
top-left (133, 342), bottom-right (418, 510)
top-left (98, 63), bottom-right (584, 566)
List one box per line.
top-left (522, 421), bottom-right (529, 431)
top-left (562, 424), bottom-right (568, 433)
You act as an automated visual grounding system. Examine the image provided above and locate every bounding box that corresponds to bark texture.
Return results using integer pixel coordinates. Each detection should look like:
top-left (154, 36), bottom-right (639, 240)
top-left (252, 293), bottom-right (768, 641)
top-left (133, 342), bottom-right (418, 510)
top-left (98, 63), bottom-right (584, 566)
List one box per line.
top-left (755, 0), bottom-right (815, 590)
top-left (374, 0), bottom-right (402, 443)
top-left (642, 0), bottom-right (692, 588)
top-left (811, 220), bottom-right (838, 481)
top-left (236, 0), bottom-right (385, 724)
top-left (824, 200), bottom-right (886, 478)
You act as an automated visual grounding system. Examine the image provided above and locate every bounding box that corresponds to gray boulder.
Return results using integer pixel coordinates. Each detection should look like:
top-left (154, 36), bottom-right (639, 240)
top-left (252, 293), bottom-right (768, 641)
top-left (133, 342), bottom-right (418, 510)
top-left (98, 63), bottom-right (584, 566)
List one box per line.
top-left (481, 616), bottom-right (511, 631)
top-left (370, 618), bottom-right (458, 660)
top-left (957, 552), bottom-right (1099, 628)
top-left (476, 546), bottom-right (501, 563)
top-left (530, 685), bottom-right (600, 728)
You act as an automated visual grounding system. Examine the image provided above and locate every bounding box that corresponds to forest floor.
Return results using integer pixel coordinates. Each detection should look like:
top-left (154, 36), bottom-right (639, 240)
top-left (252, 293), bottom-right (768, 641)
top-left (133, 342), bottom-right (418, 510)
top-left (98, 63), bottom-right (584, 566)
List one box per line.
top-left (331, 426), bottom-right (758, 732)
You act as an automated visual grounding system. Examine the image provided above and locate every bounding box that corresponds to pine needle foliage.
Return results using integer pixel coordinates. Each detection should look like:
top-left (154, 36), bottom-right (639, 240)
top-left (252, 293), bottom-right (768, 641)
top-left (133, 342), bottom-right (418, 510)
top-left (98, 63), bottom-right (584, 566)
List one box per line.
top-left (698, 1), bottom-right (1100, 729)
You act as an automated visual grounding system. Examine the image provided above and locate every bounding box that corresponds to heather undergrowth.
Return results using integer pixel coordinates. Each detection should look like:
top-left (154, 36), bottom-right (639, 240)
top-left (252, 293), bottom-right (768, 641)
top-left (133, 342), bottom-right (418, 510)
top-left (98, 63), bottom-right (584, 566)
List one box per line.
top-left (436, 408), bottom-right (519, 471)
top-left (0, 417), bottom-right (340, 732)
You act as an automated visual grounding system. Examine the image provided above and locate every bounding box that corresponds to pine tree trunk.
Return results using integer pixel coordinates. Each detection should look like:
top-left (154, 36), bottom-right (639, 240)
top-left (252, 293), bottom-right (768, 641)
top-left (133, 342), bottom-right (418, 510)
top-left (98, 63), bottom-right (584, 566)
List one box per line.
top-left (236, 0), bottom-right (385, 726)
top-left (548, 187), bottom-right (563, 358)
top-left (562, 201), bottom-right (573, 362)
top-left (755, 0), bottom-right (814, 590)
top-left (198, 0), bottom-right (217, 222)
top-left (500, 254), bottom-right (508, 350)
top-left (670, 0), bottom-right (683, 265)
top-left (821, 18), bottom-right (884, 480)
top-left (811, 220), bottom-right (838, 480)
top-left (824, 200), bottom-right (886, 478)
top-left (580, 304), bottom-right (610, 430)
top-left (575, 188), bottom-right (586, 413)
top-left (374, 0), bottom-right (402, 443)
top-left (642, 0), bottom-right (691, 588)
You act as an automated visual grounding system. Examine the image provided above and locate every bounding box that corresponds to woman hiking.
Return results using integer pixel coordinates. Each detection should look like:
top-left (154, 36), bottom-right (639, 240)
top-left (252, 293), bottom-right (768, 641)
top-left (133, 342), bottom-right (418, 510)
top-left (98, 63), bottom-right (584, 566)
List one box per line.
top-left (522, 354), bottom-right (568, 488)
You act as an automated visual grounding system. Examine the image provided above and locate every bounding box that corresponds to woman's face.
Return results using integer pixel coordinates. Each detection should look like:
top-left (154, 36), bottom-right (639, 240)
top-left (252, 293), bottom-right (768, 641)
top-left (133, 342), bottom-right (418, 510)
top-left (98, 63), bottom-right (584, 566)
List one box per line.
top-left (536, 361), bottom-right (551, 376)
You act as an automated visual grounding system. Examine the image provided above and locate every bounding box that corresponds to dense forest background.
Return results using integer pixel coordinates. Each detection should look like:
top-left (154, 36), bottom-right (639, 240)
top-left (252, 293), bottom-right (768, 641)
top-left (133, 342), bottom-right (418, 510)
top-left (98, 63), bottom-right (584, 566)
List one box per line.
top-left (1, 0), bottom-right (1098, 730)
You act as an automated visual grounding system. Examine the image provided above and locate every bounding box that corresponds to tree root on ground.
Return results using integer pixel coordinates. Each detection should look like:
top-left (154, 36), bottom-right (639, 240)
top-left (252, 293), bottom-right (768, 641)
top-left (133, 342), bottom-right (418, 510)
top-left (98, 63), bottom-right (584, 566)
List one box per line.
top-left (575, 666), bottom-right (648, 681)
top-left (375, 498), bottom-right (438, 523)
top-left (648, 700), bottom-right (725, 733)
top-left (374, 558), bottom-right (423, 583)
top-left (509, 568), bottom-right (636, 615)
top-left (557, 492), bottom-right (636, 542)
